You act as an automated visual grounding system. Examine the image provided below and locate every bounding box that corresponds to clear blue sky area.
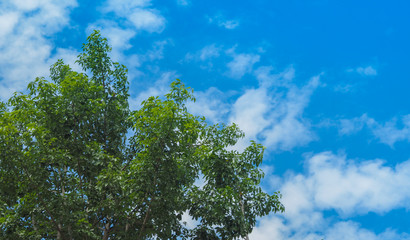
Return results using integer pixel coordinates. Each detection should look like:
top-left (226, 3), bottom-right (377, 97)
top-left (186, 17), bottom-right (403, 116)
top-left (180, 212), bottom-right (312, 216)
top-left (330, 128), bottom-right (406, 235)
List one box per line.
top-left (1, 1), bottom-right (410, 239)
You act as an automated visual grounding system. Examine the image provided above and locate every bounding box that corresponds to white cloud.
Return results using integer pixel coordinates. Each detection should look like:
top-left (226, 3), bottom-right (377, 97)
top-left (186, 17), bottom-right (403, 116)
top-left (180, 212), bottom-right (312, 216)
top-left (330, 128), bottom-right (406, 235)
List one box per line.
top-left (262, 75), bottom-right (319, 150)
top-left (305, 152), bottom-right (410, 214)
top-left (176, 64), bottom-right (317, 152)
top-left (250, 152), bottom-right (410, 239)
top-left (356, 66), bottom-right (377, 76)
top-left (339, 114), bottom-right (410, 147)
top-left (339, 114), bottom-right (372, 135)
top-left (183, 44), bottom-right (222, 71)
top-left (128, 9), bottom-right (165, 33)
top-left (102, 0), bottom-right (165, 33)
top-left (229, 68), bottom-right (319, 151)
top-left (103, 27), bottom-right (136, 51)
top-left (325, 221), bottom-right (409, 240)
top-left (208, 14), bottom-right (240, 29)
top-left (146, 40), bottom-right (169, 61)
top-left (347, 65), bottom-right (377, 76)
top-left (184, 44), bottom-right (221, 62)
top-left (199, 44), bottom-right (220, 61)
top-left (102, 0), bottom-right (150, 15)
top-left (176, 0), bottom-right (190, 6)
top-left (371, 115), bottom-right (410, 146)
top-left (0, 12), bottom-right (19, 39)
top-left (252, 217), bottom-right (410, 240)
top-left (334, 83), bottom-right (355, 93)
top-left (255, 66), bottom-right (295, 88)
top-left (250, 216), bottom-right (287, 240)
top-left (219, 20), bottom-right (240, 29)
top-left (226, 52), bottom-right (260, 79)
top-left (186, 87), bottom-right (230, 123)
top-left (230, 87), bottom-right (271, 140)
top-left (0, 0), bottom-right (78, 100)
top-left (186, 44), bottom-right (263, 76)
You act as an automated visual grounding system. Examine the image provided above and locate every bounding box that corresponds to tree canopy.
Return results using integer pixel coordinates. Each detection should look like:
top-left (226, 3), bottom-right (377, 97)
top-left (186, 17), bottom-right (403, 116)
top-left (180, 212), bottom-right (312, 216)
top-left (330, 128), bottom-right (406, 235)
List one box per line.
top-left (0, 30), bottom-right (284, 239)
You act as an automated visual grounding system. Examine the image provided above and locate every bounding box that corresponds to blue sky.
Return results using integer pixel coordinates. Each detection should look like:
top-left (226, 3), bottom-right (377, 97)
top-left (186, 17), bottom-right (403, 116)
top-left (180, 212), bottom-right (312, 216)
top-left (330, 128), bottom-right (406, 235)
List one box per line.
top-left (1, 0), bottom-right (410, 239)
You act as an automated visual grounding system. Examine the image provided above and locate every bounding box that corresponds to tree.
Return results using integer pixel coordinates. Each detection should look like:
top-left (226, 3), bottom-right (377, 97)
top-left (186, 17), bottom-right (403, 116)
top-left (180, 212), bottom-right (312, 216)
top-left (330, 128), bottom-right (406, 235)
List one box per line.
top-left (0, 30), bottom-right (284, 239)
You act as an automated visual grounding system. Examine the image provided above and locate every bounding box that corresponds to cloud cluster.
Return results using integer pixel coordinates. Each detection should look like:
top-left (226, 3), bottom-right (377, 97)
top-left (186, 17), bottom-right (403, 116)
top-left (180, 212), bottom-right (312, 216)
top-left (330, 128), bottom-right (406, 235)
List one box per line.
top-left (226, 52), bottom-right (260, 79)
top-left (182, 42), bottom-right (320, 151)
top-left (339, 114), bottom-right (410, 146)
top-left (0, 0), bottom-right (78, 100)
top-left (251, 151), bottom-right (410, 239)
top-left (183, 44), bottom-right (222, 70)
top-left (102, 0), bottom-right (165, 33)
top-left (229, 67), bottom-right (320, 151)
top-left (199, 45), bottom-right (221, 61)
top-left (164, 40), bottom-right (320, 152)
top-left (347, 65), bottom-right (378, 76)
top-left (184, 44), bottom-right (262, 79)
top-left (356, 66), bottom-right (377, 76)
top-left (208, 14), bottom-right (240, 30)
top-left (185, 60), bottom-right (319, 152)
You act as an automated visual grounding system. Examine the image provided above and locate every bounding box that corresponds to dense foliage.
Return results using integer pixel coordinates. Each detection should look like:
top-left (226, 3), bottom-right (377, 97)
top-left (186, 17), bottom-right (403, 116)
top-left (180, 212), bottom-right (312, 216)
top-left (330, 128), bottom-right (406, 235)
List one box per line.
top-left (0, 31), bottom-right (284, 239)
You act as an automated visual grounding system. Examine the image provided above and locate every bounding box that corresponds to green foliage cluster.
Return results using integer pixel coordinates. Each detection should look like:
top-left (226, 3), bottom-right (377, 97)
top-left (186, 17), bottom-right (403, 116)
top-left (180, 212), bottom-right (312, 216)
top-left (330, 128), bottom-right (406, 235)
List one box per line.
top-left (0, 31), bottom-right (284, 239)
